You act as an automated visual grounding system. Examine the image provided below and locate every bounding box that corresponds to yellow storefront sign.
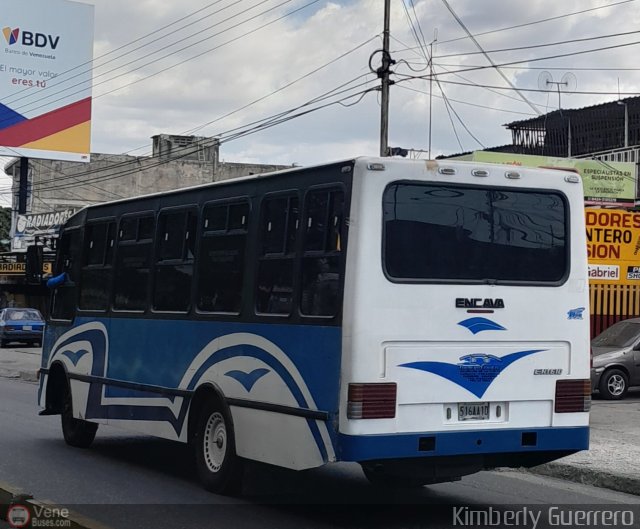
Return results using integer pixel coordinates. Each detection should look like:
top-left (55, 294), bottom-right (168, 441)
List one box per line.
top-left (0, 262), bottom-right (52, 275)
top-left (586, 209), bottom-right (640, 284)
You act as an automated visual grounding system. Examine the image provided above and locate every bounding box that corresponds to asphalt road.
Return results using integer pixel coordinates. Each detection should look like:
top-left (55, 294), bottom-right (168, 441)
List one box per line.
top-left (0, 378), bottom-right (638, 529)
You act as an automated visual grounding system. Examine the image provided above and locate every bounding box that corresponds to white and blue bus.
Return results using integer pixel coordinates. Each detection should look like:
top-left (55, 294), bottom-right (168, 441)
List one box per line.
top-left (38, 157), bottom-right (590, 493)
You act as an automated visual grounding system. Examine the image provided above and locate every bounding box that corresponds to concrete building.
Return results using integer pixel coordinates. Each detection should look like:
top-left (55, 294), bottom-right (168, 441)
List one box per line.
top-left (5, 134), bottom-right (291, 216)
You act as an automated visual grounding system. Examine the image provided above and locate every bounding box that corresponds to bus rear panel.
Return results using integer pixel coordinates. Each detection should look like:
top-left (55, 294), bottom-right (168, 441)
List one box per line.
top-left (338, 159), bottom-right (589, 483)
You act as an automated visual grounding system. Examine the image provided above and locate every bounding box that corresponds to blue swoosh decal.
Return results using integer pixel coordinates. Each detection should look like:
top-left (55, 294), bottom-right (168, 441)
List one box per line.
top-left (225, 368), bottom-right (271, 392)
top-left (400, 349), bottom-right (544, 398)
top-left (458, 317), bottom-right (506, 334)
top-left (61, 349), bottom-right (90, 366)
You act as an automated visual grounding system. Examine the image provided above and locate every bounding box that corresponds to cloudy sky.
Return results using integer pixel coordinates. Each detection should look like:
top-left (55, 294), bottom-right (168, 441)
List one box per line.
top-left (2, 0), bottom-right (640, 200)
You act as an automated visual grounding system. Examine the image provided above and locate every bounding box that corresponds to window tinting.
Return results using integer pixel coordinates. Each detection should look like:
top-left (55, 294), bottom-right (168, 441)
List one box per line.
top-left (256, 195), bottom-right (298, 315)
top-left (383, 183), bottom-right (567, 282)
top-left (300, 189), bottom-right (344, 317)
top-left (51, 229), bottom-right (81, 320)
top-left (84, 223), bottom-right (108, 266)
top-left (114, 215), bottom-right (155, 311)
top-left (261, 197), bottom-right (289, 255)
top-left (157, 211), bottom-right (186, 261)
top-left (197, 201), bottom-right (249, 313)
top-left (80, 221), bottom-right (115, 311)
top-left (153, 209), bottom-right (196, 312)
top-left (114, 244), bottom-right (152, 310)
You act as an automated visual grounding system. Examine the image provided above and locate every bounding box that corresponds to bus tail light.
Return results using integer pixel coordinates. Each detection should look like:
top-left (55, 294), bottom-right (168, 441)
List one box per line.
top-left (555, 379), bottom-right (591, 413)
top-left (347, 383), bottom-right (396, 419)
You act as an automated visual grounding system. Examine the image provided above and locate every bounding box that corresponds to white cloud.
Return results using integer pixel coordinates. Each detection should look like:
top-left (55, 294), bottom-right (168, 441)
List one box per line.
top-left (6, 0), bottom-right (640, 169)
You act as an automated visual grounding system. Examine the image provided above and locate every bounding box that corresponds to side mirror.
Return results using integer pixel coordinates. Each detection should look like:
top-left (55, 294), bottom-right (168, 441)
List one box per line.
top-left (25, 245), bottom-right (44, 285)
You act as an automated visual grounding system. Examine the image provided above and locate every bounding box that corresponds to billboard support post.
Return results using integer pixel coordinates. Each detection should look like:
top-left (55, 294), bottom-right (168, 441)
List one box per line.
top-left (18, 157), bottom-right (28, 215)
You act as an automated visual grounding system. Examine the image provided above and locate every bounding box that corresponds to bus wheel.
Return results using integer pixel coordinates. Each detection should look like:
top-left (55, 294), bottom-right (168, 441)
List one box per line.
top-left (61, 382), bottom-right (98, 448)
top-left (599, 368), bottom-right (628, 400)
top-left (193, 400), bottom-right (244, 495)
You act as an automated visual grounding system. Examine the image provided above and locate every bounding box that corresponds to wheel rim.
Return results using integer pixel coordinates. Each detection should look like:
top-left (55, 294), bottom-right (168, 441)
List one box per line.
top-left (607, 374), bottom-right (626, 396)
top-left (203, 412), bottom-right (226, 473)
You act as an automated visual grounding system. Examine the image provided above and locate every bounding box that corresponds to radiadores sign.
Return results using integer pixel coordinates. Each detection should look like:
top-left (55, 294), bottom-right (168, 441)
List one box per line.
top-left (0, 0), bottom-right (94, 162)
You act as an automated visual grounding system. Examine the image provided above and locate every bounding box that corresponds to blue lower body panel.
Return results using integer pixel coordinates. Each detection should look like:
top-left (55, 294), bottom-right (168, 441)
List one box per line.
top-left (338, 426), bottom-right (589, 462)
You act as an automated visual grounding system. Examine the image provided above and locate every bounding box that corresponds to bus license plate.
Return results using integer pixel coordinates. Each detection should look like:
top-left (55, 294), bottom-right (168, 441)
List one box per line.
top-left (23, 326), bottom-right (32, 331)
top-left (458, 402), bottom-right (490, 421)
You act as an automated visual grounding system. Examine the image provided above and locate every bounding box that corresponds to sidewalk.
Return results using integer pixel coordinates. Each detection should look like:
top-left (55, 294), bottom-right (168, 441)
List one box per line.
top-left (1, 347), bottom-right (639, 496)
top-left (0, 345), bottom-right (40, 382)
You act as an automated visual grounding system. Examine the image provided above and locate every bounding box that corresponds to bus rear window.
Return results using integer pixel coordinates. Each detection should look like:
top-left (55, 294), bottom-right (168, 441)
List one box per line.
top-left (383, 182), bottom-right (568, 283)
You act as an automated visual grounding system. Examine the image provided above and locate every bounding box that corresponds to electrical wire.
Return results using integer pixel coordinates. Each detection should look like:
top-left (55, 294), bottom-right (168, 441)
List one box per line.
top-left (0, 35), bottom-right (381, 197)
top-left (436, 0), bottom-right (636, 47)
top-left (395, 83), bottom-right (537, 116)
top-left (1, 0), bottom-right (243, 108)
top-left (395, 75), bottom-right (640, 96)
top-left (3, 0), bottom-right (312, 122)
top-left (432, 29), bottom-right (640, 60)
top-left (0, 75), bottom-right (377, 195)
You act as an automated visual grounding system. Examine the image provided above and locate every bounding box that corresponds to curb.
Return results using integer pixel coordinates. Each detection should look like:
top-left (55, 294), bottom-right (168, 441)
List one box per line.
top-left (528, 462), bottom-right (640, 497)
top-left (0, 370), bottom-right (38, 383)
top-left (0, 482), bottom-right (109, 529)
top-left (17, 370), bottom-right (38, 383)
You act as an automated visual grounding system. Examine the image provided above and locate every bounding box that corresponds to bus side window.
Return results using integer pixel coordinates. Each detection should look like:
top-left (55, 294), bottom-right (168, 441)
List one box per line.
top-left (51, 229), bottom-right (82, 321)
top-left (153, 209), bottom-right (196, 312)
top-left (300, 189), bottom-right (344, 317)
top-left (197, 201), bottom-right (248, 314)
top-left (114, 214), bottom-right (154, 311)
top-left (79, 221), bottom-right (115, 311)
top-left (255, 195), bottom-right (298, 315)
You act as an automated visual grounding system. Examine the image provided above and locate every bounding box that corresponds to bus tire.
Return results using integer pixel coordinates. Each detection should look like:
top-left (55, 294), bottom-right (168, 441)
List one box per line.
top-left (599, 368), bottom-right (628, 400)
top-left (61, 381), bottom-right (98, 448)
top-left (193, 399), bottom-right (244, 495)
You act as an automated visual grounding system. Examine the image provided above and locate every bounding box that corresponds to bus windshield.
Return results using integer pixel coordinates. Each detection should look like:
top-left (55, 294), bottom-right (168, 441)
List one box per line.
top-left (383, 182), bottom-right (567, 283)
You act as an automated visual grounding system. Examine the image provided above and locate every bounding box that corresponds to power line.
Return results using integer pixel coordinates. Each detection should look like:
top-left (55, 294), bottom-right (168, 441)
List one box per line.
top-left (1, 0), bottom-right (242, 109)
top-left (401, 38), bottom-right (640, 80)
top-left (395, 75), bottom-right (640, 96)
top-left (3, 0), bottom-right (309, 122)
top-left (431, 63), bottom-right (640, 72)
top-left (440, 0), bottom-right (542, 115)
top-left (435, 0), bottom-right (636, 47)
top-left (0, 36), bottom-right (381, 192)
top-left (432, 29), bottom-right (640, 60)
top-left (0, 75), bottom-right (377, 196)
top-left (396, 83), bottom-right (537, 116)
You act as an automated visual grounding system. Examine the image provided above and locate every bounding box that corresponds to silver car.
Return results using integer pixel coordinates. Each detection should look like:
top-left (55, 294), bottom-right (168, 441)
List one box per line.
top-left (591, 318), bottom-right (640, 400)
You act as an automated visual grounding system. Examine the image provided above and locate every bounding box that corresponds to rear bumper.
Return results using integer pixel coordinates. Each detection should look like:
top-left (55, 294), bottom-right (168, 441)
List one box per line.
top-left (1, 331), bottom-right (43, 342)
top-left (337, 426), bottom-right (589, 462)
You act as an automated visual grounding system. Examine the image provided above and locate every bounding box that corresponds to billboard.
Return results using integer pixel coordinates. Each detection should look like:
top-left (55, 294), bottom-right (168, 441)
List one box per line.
top-left (469, 151), bottom-right (636, 206)
top-left (11, 208), bottom-right (76, 252)
top-left (0, 0), bottom-right (94, 162)
top-left (586, 208), bottom-right (640, 285)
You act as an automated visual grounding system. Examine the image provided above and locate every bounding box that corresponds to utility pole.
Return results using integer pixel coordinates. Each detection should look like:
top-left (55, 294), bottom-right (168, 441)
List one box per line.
top-left (379, 0), bottom-right (391, 157)
top-left (18, 157), bottom-right (29, 214)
